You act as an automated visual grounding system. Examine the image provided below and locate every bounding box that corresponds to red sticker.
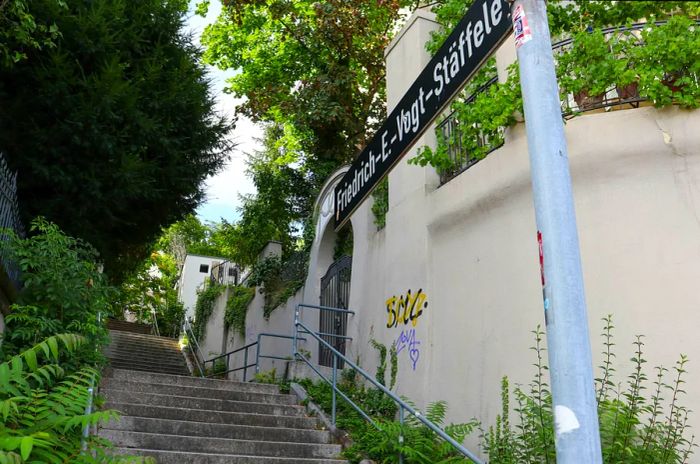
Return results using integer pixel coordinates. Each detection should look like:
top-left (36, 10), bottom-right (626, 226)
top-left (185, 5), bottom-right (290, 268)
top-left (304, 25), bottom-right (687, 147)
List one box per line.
top-left (537, 230), bottom-right (545, 286)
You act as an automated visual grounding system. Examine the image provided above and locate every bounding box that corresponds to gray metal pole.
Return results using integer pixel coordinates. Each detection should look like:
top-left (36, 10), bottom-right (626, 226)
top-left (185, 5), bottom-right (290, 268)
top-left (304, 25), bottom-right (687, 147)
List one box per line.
top-left (511, 1), bottom-right (602, 462)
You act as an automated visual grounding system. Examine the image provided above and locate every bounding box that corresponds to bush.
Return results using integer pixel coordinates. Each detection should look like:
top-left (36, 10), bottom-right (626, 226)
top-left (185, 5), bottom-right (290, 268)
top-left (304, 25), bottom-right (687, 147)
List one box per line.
top-left (224, 286), bottom-right (255, 337)
top-left (191, 283), bottom-right (224, 341)
top-left (0, 334), bottom-right (146, 463)
top-left (1, 218), bottom-right (111, 366)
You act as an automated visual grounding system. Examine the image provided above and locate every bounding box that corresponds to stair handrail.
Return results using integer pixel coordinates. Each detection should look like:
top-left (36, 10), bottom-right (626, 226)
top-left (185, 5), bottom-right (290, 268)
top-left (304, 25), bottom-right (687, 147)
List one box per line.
top-left (183, 317), bottom-right (205, 377)
top-left (151, 308), bottom-right (160, 337)
top-left (293, 304), bottom-right (483, 464)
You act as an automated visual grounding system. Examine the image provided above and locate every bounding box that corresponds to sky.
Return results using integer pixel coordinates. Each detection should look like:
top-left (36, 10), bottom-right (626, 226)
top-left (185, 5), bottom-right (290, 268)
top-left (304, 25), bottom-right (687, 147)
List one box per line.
top-left (186, 1), bottom-right (263, 224)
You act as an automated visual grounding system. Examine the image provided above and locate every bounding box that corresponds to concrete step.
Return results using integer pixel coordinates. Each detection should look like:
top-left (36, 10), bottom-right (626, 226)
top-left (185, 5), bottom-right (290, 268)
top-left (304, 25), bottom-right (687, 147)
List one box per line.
top-left (107, 320), bottom-right (153, 334)
top-left (107, 363), bottom-right (190, 376)
top-left (103, 416), bottom-right (332, 444)
top-left (112, 448), bottom-right (347, 464)
top-left (109, 330), bottom-right (181, 346)
top-left (106, 403), bottom-right (319, 430)
top-left (101, 379), bottom-right (296, 405)
top-left (102, 430), bottom-right (342, 459)
top-left (107, 357), bottom-right (188, 370)
top-left (104, 368), bottom-right (280, 394)
top-left (102, 389), bottom-right (305, 416)
top-left (104, 349), bottom-right (187, 364)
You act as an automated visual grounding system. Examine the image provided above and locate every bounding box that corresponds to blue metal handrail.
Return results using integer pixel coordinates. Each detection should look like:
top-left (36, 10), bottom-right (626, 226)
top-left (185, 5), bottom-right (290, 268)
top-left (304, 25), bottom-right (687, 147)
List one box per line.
top-left (183, 318), bottom-right (205, 377)
top-left (293, 305), bottom-right (483, 464)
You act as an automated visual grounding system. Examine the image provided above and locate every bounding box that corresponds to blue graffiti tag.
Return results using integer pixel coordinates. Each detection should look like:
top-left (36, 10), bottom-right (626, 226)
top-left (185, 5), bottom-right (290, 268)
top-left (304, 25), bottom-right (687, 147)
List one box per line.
top-left (395, 328), bottom-right (421, 371)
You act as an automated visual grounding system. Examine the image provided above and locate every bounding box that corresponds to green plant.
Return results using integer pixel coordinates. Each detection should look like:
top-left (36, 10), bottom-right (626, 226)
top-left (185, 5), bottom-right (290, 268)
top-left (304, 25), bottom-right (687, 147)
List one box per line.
top-left (0, 218), bottom-right (111, 366)
top-left (483, 317), bottom-right (696, 463)
top-left (255, 368), bottom-right (291, 394)
top-left (409, 64), bottom-right (522, 174)
top-left (0, 334), bottom-right (145, 463)
top-left (371, 178), bottom-right (389, 230)
top-left (191, 283), bottom-right (224, 341)
top-left (633, 16), bottom-right (700, 109)
top-left (247, 254), bottom-right (306, 317)
top-left (224, 286), bottom-right (256, 337)
top-left (556, 28), bottom-right (623, 107)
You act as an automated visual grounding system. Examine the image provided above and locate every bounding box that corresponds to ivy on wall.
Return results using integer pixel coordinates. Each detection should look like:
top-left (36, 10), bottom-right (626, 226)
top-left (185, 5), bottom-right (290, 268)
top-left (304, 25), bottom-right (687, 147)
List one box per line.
top-left (224, 285), bottom-right (256, 337)
top-left (371, 177), bottom-right (389, 230)
top-left (192, 283), bottom-right (224, 340)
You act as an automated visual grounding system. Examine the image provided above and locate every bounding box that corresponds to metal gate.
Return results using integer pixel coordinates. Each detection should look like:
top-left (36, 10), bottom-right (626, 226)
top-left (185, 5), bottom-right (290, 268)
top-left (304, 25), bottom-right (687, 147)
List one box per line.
top-left (319, 255), bottom-right (352, 368)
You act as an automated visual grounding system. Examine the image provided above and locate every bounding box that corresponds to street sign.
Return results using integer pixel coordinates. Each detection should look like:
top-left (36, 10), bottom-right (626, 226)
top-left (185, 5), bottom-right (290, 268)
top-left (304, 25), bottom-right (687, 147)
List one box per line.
top-left (334, 0), bottom-right (512, 229)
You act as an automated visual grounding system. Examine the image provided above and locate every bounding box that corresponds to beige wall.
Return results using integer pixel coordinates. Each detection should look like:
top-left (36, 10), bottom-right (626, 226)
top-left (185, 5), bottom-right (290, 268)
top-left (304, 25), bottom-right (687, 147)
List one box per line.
top-left (200, 10), bottom-right (700, 460)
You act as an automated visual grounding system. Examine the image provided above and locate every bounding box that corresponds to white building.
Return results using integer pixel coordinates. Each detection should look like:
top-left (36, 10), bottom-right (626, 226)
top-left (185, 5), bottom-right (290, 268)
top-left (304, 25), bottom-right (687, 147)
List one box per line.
top-left (177, 254), bottom-right (238, 320)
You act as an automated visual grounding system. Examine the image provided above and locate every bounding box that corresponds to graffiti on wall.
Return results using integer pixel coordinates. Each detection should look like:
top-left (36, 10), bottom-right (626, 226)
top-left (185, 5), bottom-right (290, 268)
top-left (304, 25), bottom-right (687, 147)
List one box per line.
top-left (385, 289), bottom-right (428, 371)
top-left (385, 288), bottom-right (428, 328)
top-left (395, 328), bottom-right (421, 371)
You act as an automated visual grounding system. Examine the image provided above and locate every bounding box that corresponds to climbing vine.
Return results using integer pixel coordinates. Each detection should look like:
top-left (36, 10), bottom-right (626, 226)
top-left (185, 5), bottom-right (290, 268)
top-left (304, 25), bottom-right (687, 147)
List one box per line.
top-left (224, 285), bottom-right (256, 337)
top-left (192, 283), bottom-right (224, 340)
top-left (371, 178), bottom-right (389, 230)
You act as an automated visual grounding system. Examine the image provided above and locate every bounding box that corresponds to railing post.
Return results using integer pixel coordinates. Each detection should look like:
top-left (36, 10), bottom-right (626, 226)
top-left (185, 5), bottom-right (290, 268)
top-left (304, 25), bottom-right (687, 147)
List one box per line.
top-left (243, 346), bottom-right (249, 382)
top-left (398, 405), bottom-right (405, 464)
top-left (81, 386), bottom-right (94, 451)
top-left (255, 334), bottom-right (262, 375)
top-left (331, 354), bottom-right (337, 426)
top-left (292, 305), bottom-right (300, 358)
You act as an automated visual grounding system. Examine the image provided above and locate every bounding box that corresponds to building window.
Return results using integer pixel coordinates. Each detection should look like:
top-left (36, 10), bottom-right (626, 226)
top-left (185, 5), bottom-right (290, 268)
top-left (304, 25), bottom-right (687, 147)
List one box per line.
top-left (199, 264), bottom-right (209, 273)
top-left (228, 267), bottom-right (236, 277)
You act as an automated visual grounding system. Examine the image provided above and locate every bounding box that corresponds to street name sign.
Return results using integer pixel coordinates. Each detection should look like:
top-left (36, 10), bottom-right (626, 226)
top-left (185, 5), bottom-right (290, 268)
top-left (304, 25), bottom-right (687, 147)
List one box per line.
top-left (334, 0), bottom-right (512, 229)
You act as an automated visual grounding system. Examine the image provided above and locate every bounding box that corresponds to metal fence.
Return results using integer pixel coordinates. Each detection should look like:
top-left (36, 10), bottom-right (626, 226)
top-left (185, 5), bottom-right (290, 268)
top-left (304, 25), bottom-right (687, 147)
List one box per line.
top-left (437, 21), bottom-right (700, 187)
top-left (210, 260), bottom-right (239, 286)
top-left (0, 153), bottom-right (24, 289)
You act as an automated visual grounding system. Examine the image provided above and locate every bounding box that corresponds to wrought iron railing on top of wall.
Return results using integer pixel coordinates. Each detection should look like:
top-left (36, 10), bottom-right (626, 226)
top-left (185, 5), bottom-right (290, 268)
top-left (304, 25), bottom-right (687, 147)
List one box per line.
top-left (0, 153), bottom-right (25, 289)
top-left (210, 259), bottom-right (239, 286)
top-left (436, 21), bottom-right (699, 186)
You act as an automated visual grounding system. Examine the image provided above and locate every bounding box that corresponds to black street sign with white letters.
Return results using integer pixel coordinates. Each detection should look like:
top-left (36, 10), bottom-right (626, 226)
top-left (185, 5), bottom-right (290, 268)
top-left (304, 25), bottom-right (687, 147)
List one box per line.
top-left (334, 0), bottom-right (512, 229)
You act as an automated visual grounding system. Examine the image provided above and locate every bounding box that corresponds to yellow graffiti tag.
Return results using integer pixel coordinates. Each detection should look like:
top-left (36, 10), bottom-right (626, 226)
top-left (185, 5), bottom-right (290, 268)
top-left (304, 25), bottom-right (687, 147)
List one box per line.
top-left (386, 289), bottom-right (428, 328)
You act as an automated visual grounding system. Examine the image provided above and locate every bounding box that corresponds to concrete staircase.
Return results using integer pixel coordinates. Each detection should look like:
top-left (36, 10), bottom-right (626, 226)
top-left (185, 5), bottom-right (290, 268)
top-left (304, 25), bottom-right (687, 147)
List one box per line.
top-left (101, 322), bottom-right (347, 463)
top-left (106, 326), bottom-right (190, 376)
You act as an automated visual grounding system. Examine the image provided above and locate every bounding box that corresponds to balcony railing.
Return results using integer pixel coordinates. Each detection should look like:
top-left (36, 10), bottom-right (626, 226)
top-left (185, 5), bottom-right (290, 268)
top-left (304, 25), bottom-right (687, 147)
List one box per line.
top-left (210, 260), bottom-right (239, 286)
top-left (435, 76), bottom-right (503, 185)
top-left (436, 20), bottom-right (700, 186)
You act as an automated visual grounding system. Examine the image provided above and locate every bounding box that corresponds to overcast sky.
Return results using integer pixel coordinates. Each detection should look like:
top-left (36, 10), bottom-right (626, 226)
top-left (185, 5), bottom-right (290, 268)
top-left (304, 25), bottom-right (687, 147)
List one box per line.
top-left (186, 0), bottom-right (262, 224)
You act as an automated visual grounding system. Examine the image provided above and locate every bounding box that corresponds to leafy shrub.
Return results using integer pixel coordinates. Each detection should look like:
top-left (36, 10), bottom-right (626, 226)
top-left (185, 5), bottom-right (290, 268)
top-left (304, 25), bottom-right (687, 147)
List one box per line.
top-left (0, 334), bottom-right (145, 463)
top-left (483, 318), bottom-right (696, 463)
top-left (224, 286), bottom-right (255, 337)
top-left (247, 254), bottom-right (306, 317)
top-left (371, 178), bottom-right (389, 230)
top-left (1, 218), bottom-right (111, 366)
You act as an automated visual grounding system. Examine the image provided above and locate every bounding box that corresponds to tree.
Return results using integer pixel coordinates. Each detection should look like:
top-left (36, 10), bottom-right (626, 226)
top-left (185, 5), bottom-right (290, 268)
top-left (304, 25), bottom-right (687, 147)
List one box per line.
top-left (202, 0), bottom-right (423, 173)
top-left (198, 0), bottom-right (421, 262)
top-left (0, 0), bottom-right (232, 280)
top-left (0, 0), bottom-right (63, 68)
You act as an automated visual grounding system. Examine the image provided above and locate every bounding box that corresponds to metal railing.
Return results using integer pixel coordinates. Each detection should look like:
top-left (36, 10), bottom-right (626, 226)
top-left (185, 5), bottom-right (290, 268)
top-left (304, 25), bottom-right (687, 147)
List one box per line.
top-left (0, 153), bottom-right (25, 289)
top-left (437, 20), bottom-right (700, 187)
top-left (292, 303), bottom-right (483, 464)
top-left (210, 260), bottom-right (239, 286)
top-left (201, 333), bottom-right (307, 381)
top-left (183, 317), bottom-right (205, 377)
top-left (436, 76), bottom-right (503, 185)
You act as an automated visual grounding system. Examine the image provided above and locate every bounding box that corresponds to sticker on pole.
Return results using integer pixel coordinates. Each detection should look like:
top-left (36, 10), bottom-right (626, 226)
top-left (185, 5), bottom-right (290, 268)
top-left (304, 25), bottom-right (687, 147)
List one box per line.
top-left (512, 4), bottom-right (532, 48)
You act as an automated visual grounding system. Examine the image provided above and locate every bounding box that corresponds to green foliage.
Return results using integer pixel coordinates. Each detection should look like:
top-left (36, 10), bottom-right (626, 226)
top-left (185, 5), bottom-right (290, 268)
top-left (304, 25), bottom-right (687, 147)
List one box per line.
top-left (333, 226), bottom-right (354, 261)
top-left (370, 339), bottom-right (388, 386)
top-left (0, 334), bottom-right (144, 463)
top-left (483, 318), bottom-right (696, 463)
top-left (409, 63), bottom-right (521, 174)
top-left (224, 286), bottom-right (255, 337)
top-left (192, 283), bottom-right (225, 341)
top-left (157, 215), bottom-right (235, 269)
top-left (415, 4), bottom-right (700, 175)
top-left (632, 16), bottom-right (700, 109)
top-left (0, 0), bottom-right (64, 68)
top-left (247, 254), bottom-right (306, 318)
top-left (0, 0), bottom-right (232, 279)
top-left (113, 251), bottom-right (185, 338)
top-left (1, 219), bottom-right (111, 365)
top-left (371, 178), bottom-right (389, 230)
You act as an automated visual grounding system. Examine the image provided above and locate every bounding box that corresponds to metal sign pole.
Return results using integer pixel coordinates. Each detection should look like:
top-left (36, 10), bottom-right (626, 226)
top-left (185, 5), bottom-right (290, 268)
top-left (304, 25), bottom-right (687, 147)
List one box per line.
top-left (511, 0), bottom-right (602, 462)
